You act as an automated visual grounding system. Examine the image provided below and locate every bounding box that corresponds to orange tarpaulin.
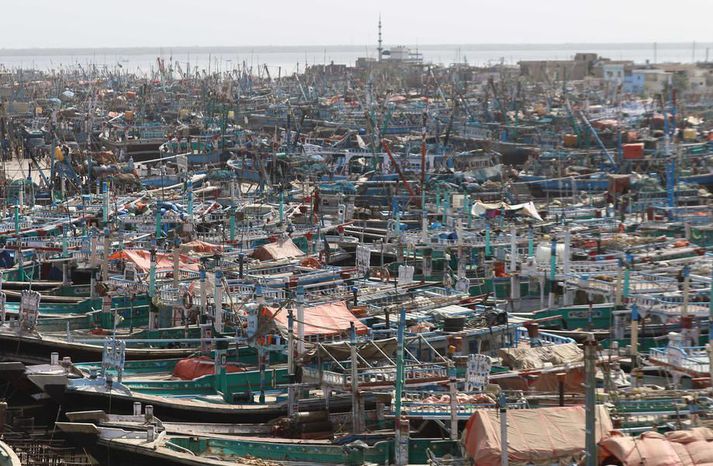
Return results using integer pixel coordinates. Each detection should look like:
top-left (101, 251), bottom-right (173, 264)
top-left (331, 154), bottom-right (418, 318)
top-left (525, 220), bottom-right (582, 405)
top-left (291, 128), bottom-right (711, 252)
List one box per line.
top-left (172, 356), bottom-right (246, 380)
top-left (109, 249), bottom-right (200, 273)
top-left (251, 237), bottom-right (305, 261)
top-left (600, 428), bottom-right (713, 466)
top-left (181, 240), bottom-right (224, 253)
top-left (267, 301), bottom-right (368, 337)
top-left (463, 405), bottom-right (612, 466)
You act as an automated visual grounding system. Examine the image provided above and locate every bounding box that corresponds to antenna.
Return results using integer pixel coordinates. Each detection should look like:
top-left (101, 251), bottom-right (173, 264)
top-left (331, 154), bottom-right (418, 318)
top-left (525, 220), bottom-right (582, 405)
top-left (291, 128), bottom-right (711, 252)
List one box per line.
top-left (377, 15), bottom-right (383, 63)
top-left (653, 42), bottom-right (657, 65)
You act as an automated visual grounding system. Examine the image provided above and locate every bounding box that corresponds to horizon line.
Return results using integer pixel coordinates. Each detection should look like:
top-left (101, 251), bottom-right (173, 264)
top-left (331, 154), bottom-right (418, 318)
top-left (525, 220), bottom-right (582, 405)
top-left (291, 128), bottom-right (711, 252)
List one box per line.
top-left (0, 41), bottom-right (711, 53)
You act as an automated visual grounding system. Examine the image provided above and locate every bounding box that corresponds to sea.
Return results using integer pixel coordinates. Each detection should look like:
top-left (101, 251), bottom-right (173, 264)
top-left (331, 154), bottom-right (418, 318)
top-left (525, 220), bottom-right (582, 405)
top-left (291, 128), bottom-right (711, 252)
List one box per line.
top-left (0, 43), bottom-right (712, 75)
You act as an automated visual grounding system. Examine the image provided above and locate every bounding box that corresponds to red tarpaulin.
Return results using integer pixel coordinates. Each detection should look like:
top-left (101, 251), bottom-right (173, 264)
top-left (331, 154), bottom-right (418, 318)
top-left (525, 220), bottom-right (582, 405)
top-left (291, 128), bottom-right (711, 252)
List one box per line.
top-left (463, 405), bottom-right (612, 466)
top-left (266, 301), bottom-right (368, 338)
top-left (109, 249), bottom-right (200, 273)
top-left (251, 237), bottom-right (305, 261)
top-left (172, 356), bottom-right (246, 380)
top-left (181, 240), bottom-right (224, 253)
top-left (600, 428), bottom-right (713, 466)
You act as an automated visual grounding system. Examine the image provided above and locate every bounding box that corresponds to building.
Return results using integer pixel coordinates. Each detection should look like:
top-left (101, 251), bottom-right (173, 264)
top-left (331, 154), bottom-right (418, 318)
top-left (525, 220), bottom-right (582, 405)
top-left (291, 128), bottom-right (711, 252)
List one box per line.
top-left (623, 72), bottom-right (645, 94)
top-left (519, 53), bottom-right (602, 82)
top-left (602, 63), bottom-right (626, 83)
top-left (382, 46), bottom-right (423, 65)
top-left (630, 69), bottom-right (671, 94)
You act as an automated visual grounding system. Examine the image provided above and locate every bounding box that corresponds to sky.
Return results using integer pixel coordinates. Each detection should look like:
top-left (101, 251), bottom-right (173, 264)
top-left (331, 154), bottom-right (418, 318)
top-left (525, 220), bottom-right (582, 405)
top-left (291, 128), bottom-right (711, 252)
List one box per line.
top-left (1, 0), bottom-right (711, 49)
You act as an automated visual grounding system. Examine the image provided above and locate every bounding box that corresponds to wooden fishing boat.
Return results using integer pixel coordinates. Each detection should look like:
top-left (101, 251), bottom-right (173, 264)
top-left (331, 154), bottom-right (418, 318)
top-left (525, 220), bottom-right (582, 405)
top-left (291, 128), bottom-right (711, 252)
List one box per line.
top-left (57, 421), bottom-right (461, 466)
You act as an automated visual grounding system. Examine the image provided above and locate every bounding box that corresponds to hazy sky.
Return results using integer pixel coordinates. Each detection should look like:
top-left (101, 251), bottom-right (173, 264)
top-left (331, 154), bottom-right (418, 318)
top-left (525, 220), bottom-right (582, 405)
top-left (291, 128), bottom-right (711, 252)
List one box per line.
top-left (1, 0), bottom-right (711, 48)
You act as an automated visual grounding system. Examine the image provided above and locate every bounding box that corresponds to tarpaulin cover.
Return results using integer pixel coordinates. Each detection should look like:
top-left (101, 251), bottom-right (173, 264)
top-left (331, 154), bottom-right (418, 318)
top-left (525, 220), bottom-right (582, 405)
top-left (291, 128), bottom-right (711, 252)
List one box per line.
top-left (267, 301), bottom-right (368, 338)
top-left (492, 366), bottom-right (585, 393)
top-left (498, 342), bottom-right (583, 370)
top-left (471, 201), bottom-right (543, 222)
top-left (109, 249), bottom-right (199, 273)
top-left (181, 240), bottom-right (223, 253)
top-left (463, 405), bottom-right (612, 465)
top-left (172, 356), bottom-right (246, 380)
top-left (600, 428), bottom-right (713, 466)
top-left (251, 237), bottom-right (305, 261)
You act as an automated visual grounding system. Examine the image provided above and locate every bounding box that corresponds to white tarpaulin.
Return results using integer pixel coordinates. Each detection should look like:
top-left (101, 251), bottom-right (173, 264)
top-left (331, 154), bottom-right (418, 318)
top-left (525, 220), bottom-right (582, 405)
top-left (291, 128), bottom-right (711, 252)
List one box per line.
top-left (471, 201), bottom-right (543, 222)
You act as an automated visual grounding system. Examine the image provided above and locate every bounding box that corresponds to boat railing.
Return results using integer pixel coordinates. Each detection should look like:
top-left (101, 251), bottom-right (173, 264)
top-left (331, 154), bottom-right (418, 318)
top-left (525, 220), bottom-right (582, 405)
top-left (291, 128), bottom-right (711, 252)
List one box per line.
top-left (244, 266), bottom-right (296, 278)
top-left (195, 233), bottom-right (229, 244)
top-left (385, 390), bottom-right (530, 419)
top-left (546, 206), bottom-right (599, 217)
top-left (567, 260), bottom-right (620, 274)
top-left (74, 336), bottom-right (238, 347)
top-left (613, 398), bottom-right (687, 414)
top-left (71, 250), bottom-right (91, 262)
top-left (303, 284), bottom-right (353, 303)
top-left (0, 220), bottom-right (33, 232)
top-left (515, 327), bottom-right (575, 345)
top-left (304, 363), bottom-right (449, 389)
top-left (648, 345), bottom-right (710, 375)
top-left (108, 277), bottom-right (149, 294)
top-left (399, 232), bottom-right (513, 249)
top-left (570, 217), bottom-right (621, 228)
top-left (565, 275), bottom-right (617, 295)
top-left (571, 272), bottom-right (677, 297)
top-left (629, 277), bottom-right (678, 294)
top-left (154, 269), bottom-right (200, 281)
top-left (626, 293), bottom-right (707, 317)
top-left (5, 237), bottom-right (64, 249)
top-left (226, 283), bottom-right (287, 301)
top-left (159, 287), bottom-right (180, 305)
top-left (206, 212), bottom-right (229, 223)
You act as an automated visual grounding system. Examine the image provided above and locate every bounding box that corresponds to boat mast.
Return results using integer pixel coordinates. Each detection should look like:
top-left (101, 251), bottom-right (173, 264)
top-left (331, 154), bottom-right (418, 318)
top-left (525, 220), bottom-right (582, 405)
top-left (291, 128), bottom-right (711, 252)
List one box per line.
top-left (584, 334), bottom-right (598, 466)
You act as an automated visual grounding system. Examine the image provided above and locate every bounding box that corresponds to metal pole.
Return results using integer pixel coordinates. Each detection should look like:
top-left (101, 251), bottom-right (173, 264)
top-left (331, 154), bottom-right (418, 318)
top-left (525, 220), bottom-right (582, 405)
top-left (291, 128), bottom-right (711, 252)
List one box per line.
top-left (584, 334), bottom-right (598, 466)
top-left (485, 222), bottom-right (492, 258)
top-left (199, 268), bottom-right (207, 317)
top-left (214, 270), bottom-right (223, 333)
top-left (187, 178), bottom-right (194, 218)
top-left (394, 306), bottom-right (407, 466)
top-left (173, 239), bottom-right (180, 288)
top-left (102, 181), bottom-right (109, 224)
top-left (563, 228), bottom-right (571, 277)
top-left (148, 244), bottom-right (157, 298)
top-left (528, 225), bottom-right (534, 258)
top-left (102, 227), bottom-right (110, 283)
top-left (350, 322), bottom-right (362, 434)
top-left (682, 265), bottom-right (690, 318)
top-left (229, 213), bottom-right (236, 242)
top-left (287, 308), bottom-right (295, 379)
top-left (707, 344), bottom-right (713, 388)
top-left (682, 265), bottom-right (691, 345)
top-left (630, 303), bottom-right (640, 368)
top-left (499, 392), bottom-right (508, 466)
top-left (296, 286), bottom-right (305, 355)
top-left (615, 260), bottom-right (623, 307)
top-left (279, 190), bottom-right (285, 225)
top-left (709, 264), bottom-right (713, 344)
top-left (449, 368), bottom-right (458, 441)
top-left (548, 238), bottom-right (557, 307)
top-left (509, 225), bottom-right (517, 273)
